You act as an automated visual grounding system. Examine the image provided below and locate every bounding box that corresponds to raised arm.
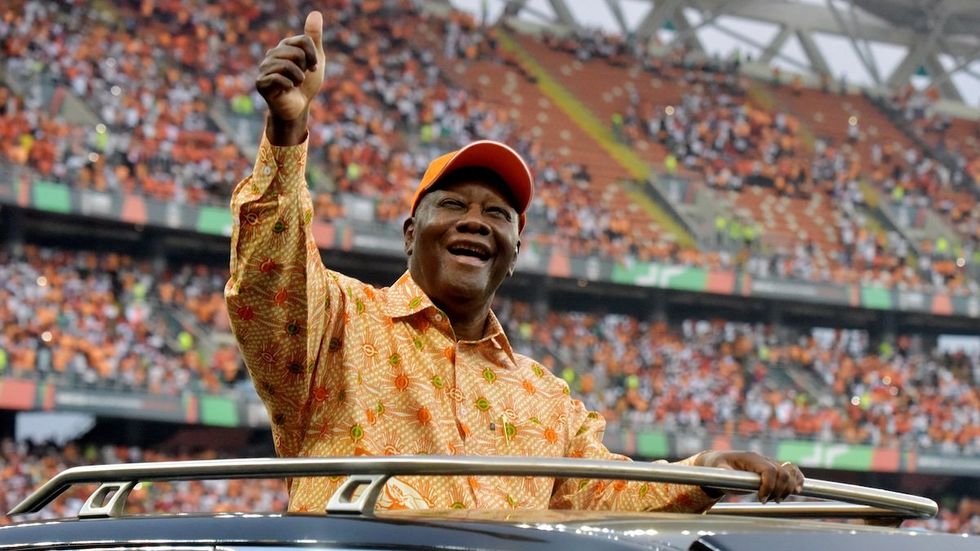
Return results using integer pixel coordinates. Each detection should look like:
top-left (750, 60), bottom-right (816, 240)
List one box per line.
top-left (224, 12), bottom-right (341, 457)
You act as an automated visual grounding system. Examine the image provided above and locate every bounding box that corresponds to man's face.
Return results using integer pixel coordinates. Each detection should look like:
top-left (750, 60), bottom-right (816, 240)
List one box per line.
top-left (404, 170), bottom-right (521, 310)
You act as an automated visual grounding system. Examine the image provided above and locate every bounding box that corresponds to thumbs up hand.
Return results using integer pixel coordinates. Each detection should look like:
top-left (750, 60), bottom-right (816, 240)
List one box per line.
top-left (255, 11), bottom-right (325, 144)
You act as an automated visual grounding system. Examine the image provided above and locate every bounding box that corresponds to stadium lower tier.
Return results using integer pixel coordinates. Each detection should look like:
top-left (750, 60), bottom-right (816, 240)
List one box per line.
top-left (0, 243), bottom-right (976, 456)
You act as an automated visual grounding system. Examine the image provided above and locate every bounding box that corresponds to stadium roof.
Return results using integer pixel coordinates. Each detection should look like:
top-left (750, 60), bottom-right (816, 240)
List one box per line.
top-left (445, 0), bottom-right (980, 106)
top-left (853, 0), bottom-right (980, 36)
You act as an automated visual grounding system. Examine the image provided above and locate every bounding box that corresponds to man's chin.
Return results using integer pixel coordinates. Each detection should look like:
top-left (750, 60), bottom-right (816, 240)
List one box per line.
top-left (439, 271), bottom-right (493, 302)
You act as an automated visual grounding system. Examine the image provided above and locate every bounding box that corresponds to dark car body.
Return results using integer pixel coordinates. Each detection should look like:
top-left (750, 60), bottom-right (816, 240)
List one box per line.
top-left (1, 456), bottom-right (973, 551)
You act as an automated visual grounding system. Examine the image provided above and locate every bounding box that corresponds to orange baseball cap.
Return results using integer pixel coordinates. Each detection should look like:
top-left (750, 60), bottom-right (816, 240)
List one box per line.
top-left (410, 140), bottom-right (534, 232)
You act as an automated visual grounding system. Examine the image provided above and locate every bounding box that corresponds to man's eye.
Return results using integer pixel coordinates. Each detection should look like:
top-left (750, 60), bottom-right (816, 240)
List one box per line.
top-left (440, 198), bottom-right (465, 208)
top-left (487, 207), bottom-right (512, 221)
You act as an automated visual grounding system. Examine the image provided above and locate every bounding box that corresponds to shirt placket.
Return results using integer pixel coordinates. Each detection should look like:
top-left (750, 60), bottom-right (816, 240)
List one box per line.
top-left (459, 337), bottom-right (515, 508)
top-left (424, 309), bottom-right (474, 507)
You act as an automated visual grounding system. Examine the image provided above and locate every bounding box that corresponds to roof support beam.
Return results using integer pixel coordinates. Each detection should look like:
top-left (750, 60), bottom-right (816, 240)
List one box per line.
top-left (710, 20), bottom-right (812, 74)
top-left (796, 30), bottom-right (833, 78)
top-left (693, 0), bottom-right (978, 59)
top-left (661, 0), bottom-right (738, 54)
top-left (634, 0), bottom-right (684, 42)
top-left (938, 38), bottom-right (980, 79)
top-left (825, 0), bottom-right (881, 85)
top-left (603, 0), bottom-right (630, 37)
top-left (846, 1), bottom-right (882, 84)
top-left (760, 25), bottom-right (793, 64)
top-left (546, 0), bottom-right (576, 27)
top-left (492, 0), bottom-right (976, 103)
top-left (671, 7), bottom-right (707, 54)
top-left (500, 0), bottom-right (529, 19)
top-left (499, 0), bottom-right (558, 27)
top-left (885, 12), bottom-right (949, 90)
top-left (924, 54), bottom-right (963, 101)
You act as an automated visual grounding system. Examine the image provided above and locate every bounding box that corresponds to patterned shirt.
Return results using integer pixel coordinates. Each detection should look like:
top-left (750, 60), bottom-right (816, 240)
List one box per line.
top-left (225, 134), bottom-right (718, 514)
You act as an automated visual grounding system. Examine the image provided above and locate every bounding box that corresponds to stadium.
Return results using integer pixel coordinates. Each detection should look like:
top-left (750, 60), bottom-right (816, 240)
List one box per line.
top-left (0, 0), bottom-right (977, 535)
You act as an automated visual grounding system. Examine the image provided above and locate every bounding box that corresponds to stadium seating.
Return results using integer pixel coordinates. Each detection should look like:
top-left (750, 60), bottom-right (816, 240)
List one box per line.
top-left (0, 438), bottom-right (287, 523)
top-left (2, 0), bottom-right (975, 291)
top-left (0, 245), bottom-right (238, 394)
top-left (1, 242), bottom-right (974, 456)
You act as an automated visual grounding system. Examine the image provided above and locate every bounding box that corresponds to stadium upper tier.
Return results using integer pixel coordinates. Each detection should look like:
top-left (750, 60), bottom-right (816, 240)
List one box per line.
top-left (514, 29), bottom-right (977, 293)
top-left (0, 244), bottom-right (976, 456)
top-left (0, 0), bottom-right (976, 295)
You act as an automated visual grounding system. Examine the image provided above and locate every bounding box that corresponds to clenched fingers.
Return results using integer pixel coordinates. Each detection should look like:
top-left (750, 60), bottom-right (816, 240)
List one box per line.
top-left (698, 450), bottom-right (805, 503)
top-left (275, 35), bottom-right (318, 71)
top-left (759, 460), bottom-right (805, 503)
top-left (256, 39), bottom-right (318, 95)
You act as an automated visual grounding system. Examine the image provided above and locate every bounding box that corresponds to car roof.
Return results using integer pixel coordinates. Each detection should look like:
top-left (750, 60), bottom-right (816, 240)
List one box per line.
top-left (3, 456), bottom-right (970, 551)
top-left (0, 512), bottom-right (974, 551)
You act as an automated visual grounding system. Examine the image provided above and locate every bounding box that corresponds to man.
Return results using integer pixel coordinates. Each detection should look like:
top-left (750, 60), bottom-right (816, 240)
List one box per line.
top-left (226, 11), bottom-right (804, 513)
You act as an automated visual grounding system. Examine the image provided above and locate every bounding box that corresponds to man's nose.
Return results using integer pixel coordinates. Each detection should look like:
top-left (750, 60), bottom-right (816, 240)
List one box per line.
top-left (455, 207), bottom-right (491, 234)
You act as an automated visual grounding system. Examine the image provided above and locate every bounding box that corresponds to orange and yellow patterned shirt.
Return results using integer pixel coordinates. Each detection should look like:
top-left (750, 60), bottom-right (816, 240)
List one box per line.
top-left (225, 135), bottom-right (718, 514)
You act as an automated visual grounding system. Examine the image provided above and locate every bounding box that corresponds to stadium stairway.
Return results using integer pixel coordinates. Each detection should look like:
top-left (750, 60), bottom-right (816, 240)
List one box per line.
top-left (754, 82), bottom-right (922, 268)
top-left (774, 360), bottom-right (834, 406)
top-left (209, 102), bottom-right (260, 160)
top-left (764, 83), bottom-right (960, 259)
top-left (158, 298), bottom-right (231, 390)
top-left (866, 94), bottom-right (978, 256)
top-left (494, 30), bottom-right (695, 249)
top-left (508, 34), bottom-right (784, 251)
top-left (0, 64), bottom-right (99, 128)
top-left (868, 92), bottom-right (978, 191)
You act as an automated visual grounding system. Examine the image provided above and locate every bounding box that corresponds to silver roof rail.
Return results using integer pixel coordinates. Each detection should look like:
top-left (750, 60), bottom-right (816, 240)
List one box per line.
top-left (9, 456), bottom-right (937, 521)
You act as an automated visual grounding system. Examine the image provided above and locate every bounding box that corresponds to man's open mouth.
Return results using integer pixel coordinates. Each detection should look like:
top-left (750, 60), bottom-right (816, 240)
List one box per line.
top-left (447, 243), bottom-right (491, 262)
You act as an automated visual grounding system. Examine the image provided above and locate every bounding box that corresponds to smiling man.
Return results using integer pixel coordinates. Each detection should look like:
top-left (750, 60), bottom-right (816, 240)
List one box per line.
top-left (226, 11), bottom-right (804, 514)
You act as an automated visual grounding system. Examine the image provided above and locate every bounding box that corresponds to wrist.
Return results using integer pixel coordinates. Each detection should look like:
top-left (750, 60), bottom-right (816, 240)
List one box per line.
top-left (266, 110), bottom-right (309, 146)
top-left (694, 451), bottom-right (725, 498)
top-left (694, 450), bottom-right (718, 467)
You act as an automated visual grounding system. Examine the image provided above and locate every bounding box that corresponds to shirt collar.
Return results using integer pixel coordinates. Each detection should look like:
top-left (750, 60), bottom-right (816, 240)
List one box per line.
top-left (382, 271), bottom-right (435, 319)
top-left (472, 309), bottom-right (519, 369)
top-left (384, 271), bottom-right (518, 369)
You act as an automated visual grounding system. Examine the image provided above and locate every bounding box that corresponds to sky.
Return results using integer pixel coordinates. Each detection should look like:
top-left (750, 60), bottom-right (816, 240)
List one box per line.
top-left (448, 0), bottom-right (980, 107)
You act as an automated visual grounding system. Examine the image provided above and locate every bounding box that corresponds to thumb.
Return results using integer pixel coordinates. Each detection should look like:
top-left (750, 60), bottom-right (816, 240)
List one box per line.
top-left (304, 11), bottom-right (324, 58)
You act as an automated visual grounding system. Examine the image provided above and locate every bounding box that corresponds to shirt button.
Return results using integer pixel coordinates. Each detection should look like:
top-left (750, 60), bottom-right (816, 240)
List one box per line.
top-left (263, 165), bottom-right (272, 176)
top-left (434, 313), bottom-right (443, 322)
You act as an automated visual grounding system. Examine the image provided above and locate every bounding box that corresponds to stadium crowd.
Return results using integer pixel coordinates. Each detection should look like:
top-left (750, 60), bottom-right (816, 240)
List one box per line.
top-left (535, 24), bottom-right (977, 295)
top-left (1, 0), bottom-right (977, 294)
top-left (888, 85), bottom-right (979, 262)
top-left (0, 244), bottom-right (241, 395)
top-left (0, 437), bottom-right (287, 523)
top-left (1, 244), bottom-right (976, 455)
top-left (495, 301), bottom-right (979, 454)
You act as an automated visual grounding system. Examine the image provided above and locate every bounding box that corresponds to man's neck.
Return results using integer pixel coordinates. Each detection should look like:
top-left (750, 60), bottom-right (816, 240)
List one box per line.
top-left (443, 300), bottom-right (491, 341)
top-left (406, 268), bottom-right (495, 341)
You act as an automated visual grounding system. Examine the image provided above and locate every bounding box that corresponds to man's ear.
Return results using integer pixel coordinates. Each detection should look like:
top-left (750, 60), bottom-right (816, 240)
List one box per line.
top-left (403, 217), bottom-right (415, 256)
top-left (508, 240), bottom-right (520, 277)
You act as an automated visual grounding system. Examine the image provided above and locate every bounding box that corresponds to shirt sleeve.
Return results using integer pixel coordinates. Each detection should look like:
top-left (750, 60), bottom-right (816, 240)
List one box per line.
top-left (224, 132), bottom-right (345, 457)
top-left (549, 395), bottom-right (720, 512)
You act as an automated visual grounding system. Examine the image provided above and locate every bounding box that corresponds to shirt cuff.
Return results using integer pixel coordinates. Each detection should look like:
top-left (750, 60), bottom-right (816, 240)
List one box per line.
top-left (252, 131), bottom-right (310, 194)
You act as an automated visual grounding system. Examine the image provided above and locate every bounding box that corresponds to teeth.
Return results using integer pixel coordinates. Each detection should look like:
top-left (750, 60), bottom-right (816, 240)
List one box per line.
top-left (450, 244), bottom-right (489, 259)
